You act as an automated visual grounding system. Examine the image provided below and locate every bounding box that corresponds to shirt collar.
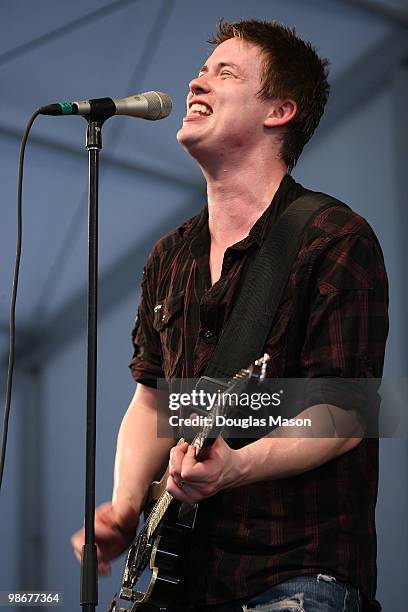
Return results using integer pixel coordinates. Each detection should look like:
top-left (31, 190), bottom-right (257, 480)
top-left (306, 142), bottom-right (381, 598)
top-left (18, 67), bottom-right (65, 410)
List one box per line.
top-left (178, 174), bottom-right (304, 250)
top-left (238, 174), bottom-right (301, 248)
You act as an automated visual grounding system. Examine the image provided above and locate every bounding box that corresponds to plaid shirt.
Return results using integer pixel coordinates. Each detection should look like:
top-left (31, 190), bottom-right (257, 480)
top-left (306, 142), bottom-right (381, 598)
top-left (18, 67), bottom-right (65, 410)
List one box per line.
top-left (129, 175), bottom-right (388, 610)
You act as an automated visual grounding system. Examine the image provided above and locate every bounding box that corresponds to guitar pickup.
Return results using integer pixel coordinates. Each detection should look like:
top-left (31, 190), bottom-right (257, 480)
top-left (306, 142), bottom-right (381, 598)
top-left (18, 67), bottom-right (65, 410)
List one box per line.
top-left (177, 502), bottom-right (198, 529)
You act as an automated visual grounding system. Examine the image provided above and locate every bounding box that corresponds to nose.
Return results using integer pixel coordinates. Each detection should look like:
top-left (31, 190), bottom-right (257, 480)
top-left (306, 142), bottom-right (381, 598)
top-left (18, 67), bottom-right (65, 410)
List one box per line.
top-left (188, 73), bottom-right (211, 97)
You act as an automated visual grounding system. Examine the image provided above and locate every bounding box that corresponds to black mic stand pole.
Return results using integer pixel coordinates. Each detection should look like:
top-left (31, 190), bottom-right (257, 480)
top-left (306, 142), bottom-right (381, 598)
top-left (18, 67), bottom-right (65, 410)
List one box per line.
top-left (80, 117), bottom-right (103, 612)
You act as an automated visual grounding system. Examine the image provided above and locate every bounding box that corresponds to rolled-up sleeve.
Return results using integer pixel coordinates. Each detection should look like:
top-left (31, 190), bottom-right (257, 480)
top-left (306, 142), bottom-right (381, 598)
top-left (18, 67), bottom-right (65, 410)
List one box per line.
top-left (301, 232), bottom-right (388, 378)
top-left (297, 231), bottom-right (389, 431)
top-left (129, 261), bottom-right (164, 387)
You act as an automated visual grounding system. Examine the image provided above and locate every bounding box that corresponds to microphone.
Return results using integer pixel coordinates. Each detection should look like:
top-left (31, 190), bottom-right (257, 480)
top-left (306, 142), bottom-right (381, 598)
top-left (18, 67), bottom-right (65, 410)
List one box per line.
top-left (39, 91), bottom-right (172, 121)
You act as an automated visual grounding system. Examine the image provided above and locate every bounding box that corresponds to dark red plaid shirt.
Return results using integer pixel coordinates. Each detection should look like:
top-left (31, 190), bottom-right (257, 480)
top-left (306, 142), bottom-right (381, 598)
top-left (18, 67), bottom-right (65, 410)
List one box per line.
top-left (129, 175), bottom-right (388, 610)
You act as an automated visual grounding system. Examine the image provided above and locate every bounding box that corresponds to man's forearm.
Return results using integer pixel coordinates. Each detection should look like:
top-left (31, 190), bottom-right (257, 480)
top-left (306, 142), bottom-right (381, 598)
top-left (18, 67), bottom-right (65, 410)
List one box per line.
top-left (231, 435), bottom-right (361, 487)
top-left (112, 384), bottom-right (174, 524)
top-left (227, 402), bottom-right (363, 486)
top-left (167, 401), bottom-right (364, 505)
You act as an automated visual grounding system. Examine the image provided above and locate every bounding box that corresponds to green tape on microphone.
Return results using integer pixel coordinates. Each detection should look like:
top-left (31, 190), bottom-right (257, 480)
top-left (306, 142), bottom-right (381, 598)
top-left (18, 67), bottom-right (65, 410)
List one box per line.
top-left (59, 101), bottom-right (73, 115)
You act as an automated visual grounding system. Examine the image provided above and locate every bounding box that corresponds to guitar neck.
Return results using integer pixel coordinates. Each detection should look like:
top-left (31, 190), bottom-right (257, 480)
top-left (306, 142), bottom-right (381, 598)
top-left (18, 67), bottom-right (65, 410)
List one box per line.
top-left (190, 418), bottom-right (220, 461)
top-left (143, 434), bottom-right (215, 539)
top-left (141, 359), bottom-right (268, 539)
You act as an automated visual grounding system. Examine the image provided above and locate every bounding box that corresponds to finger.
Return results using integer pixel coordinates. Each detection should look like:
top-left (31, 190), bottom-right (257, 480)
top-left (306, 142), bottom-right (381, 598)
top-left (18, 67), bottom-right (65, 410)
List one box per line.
top-left (180, 445), bottom-right (229, 485)
top-left (170, 442), bottom-right (189, 465)
top-left (180, 448), bottom-right (215, 483)
top-left (166, 472), bottom-right (186, 492)
top-left (73, 546), bottom-right (82, 563)
top-left (169, 444), bottom-right (188, 480)
top-left (98, 561), bottom-right (111, 575)
top-left (70, 530), bottom-right (84, 560)
top-left (187, 444), bottom-right (197, 457)
top-left (166, 474), bottom-right (201, 504)
top-left (170, 475), bottom-right (215, 504)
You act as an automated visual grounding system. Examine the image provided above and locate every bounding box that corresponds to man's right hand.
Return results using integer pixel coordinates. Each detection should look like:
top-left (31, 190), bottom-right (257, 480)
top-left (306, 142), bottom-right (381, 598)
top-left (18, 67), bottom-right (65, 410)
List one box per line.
top-left (70, 501), bottom-right (139, 575)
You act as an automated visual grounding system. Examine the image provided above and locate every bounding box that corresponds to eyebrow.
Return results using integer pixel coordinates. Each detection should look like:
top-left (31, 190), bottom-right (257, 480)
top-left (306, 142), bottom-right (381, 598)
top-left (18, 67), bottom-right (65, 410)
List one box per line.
top-left (198, 61), bottom-right (241, 74)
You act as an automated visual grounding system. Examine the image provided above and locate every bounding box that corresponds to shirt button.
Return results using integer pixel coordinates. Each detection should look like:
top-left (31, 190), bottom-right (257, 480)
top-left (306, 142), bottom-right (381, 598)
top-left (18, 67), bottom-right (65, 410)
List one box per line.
top-left (202, 329), bottom-right (215, 341)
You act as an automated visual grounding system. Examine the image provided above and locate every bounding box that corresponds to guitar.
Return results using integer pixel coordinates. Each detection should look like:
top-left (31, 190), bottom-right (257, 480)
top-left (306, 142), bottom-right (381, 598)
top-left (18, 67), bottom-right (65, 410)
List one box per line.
top-left (109, 354), bottom-right (270, 612)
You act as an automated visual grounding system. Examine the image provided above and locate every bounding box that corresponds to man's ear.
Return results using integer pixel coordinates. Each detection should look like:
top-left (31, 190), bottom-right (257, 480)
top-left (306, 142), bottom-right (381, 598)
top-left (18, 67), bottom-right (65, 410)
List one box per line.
top-left (264, 99), bottom-right (297, 128)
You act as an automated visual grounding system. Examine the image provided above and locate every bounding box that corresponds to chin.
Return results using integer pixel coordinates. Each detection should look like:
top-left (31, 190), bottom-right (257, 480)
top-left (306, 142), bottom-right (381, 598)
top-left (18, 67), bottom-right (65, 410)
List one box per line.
top-left (177, 123), bottom-right (198, 142)
top-left (176, 127), bottom-right (186, 145)
top-left (177, 128), bottom-right (202, 156)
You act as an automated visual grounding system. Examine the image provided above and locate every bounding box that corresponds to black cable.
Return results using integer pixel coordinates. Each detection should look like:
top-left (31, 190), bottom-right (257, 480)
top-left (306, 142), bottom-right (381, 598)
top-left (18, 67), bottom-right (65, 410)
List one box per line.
top-left (0, 109), bottom-right (41, 492)
top-left (0, 0), bottom-right (176, 492)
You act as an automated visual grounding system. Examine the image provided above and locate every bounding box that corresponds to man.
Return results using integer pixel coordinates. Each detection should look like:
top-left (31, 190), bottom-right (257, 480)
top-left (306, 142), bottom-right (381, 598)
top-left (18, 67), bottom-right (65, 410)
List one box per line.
top-left (71, 19), bottom-right (388, 611)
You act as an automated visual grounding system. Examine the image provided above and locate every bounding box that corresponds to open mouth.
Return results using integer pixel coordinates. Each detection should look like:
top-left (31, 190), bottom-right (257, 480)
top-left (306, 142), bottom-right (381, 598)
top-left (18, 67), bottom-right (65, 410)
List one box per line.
top-left (187, 102), bottom-right (213, 117)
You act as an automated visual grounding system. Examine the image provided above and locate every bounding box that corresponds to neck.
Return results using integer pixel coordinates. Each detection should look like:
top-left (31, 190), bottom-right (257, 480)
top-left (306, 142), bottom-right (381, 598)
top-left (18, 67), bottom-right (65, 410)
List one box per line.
top-left (201, 151), bottom-right (287, 248)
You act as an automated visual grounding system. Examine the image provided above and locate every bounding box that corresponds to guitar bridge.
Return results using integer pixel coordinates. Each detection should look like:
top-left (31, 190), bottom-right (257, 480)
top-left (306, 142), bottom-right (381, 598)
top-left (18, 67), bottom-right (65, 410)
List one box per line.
top-left (119, 587), bottom-right (135, 601)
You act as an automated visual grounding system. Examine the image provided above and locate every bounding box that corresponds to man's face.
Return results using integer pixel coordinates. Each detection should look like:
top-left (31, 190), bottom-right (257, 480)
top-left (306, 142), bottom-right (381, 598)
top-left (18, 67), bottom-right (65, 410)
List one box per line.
top-left (177, 37), bottom-right (272, 161)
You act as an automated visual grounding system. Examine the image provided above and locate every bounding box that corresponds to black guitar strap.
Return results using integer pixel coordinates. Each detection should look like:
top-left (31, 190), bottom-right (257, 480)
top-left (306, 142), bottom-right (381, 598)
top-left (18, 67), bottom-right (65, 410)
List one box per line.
top-left (198, 191), bottom-right (349, 386)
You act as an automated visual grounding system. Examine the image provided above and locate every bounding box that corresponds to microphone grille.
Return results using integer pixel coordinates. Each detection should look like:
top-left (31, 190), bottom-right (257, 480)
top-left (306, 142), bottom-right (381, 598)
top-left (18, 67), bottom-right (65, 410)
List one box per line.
top-left (144, 91), bottom-right (173, 120)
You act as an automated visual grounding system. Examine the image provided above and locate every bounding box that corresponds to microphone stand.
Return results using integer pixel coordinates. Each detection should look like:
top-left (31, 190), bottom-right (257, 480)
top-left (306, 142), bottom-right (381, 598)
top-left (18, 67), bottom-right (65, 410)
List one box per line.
top-left (35, 95), bottom-right (171, 611)
top-left (80, 117), bottom-right (103, 612)
top-left (72, 95), bottom-right (170, 610)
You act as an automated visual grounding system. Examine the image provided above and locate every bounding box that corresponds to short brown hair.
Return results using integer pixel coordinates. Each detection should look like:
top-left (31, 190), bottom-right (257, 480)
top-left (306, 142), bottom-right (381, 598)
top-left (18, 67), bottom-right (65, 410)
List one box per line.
top-left (209, 19), bottom-right (330, 172)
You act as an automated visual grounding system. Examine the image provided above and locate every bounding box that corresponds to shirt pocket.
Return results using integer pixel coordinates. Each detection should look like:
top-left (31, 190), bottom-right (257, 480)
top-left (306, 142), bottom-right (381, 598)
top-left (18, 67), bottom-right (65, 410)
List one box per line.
top-left (153, 291), bottom-right (184, 379)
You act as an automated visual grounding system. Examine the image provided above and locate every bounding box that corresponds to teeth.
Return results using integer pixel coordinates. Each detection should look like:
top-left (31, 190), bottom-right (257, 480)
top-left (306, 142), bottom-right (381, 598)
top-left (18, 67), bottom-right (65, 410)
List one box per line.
top-left (188, 103), bottom-right (212, 116)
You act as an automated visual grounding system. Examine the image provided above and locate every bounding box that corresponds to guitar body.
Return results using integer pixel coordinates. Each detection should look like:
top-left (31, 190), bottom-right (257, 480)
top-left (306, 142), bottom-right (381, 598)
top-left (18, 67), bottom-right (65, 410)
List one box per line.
top-left (110, 355), bottom-right (269, 612)
top-left (111, 478), bottom-right (198, 611)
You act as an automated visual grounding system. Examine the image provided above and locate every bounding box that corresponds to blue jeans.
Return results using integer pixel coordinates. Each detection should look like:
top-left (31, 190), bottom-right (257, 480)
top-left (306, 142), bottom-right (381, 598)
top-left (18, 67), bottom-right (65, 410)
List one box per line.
top-left (165, 574), bottom-right (362, 611)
